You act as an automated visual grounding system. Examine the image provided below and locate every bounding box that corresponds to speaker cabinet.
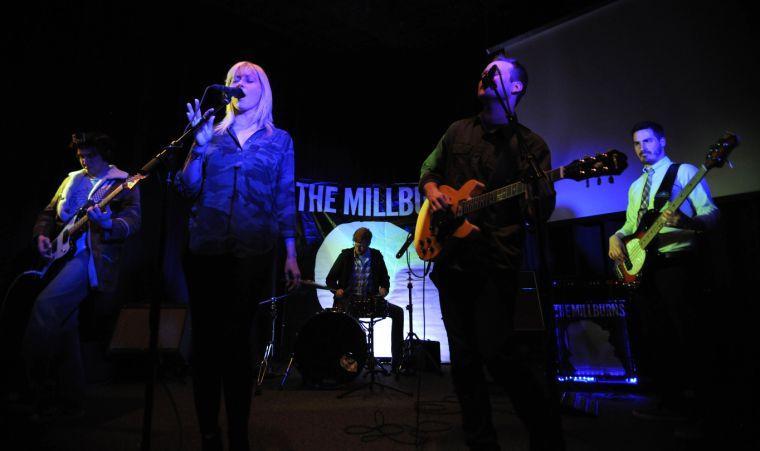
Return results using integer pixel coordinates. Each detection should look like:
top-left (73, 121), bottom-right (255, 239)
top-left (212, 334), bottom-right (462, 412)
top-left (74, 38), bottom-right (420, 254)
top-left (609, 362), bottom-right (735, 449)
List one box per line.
top-left (401, 339), bottom-right (441, 372)
top-left (109, 304), bottom-right (187, 354)
top-left (552, 279), bottom-right (636, 384)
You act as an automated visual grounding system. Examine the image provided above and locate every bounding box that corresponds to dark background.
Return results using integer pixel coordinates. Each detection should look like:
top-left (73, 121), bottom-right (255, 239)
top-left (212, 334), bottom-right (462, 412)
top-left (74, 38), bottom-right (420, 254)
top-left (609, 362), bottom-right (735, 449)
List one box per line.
top-left (1, 2), bottom-right (756, 412)
top-left (1, 0), bottom-right (612, 301)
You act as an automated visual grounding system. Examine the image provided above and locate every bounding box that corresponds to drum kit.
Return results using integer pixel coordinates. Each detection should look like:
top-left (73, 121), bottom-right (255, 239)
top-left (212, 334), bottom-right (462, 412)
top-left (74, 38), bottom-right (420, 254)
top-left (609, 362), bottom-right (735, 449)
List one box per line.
top-left (267, 281), bottom-right (409, 396)
top-left (291, 308), bottom-right (367, 386)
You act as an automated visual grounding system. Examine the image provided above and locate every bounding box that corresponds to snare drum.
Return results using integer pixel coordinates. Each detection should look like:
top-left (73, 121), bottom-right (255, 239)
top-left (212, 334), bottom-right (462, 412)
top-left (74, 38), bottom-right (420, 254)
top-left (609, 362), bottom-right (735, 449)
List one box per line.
top-left (347, 295), bottom-right (389, 319)
top-left (294, 310), bottom-right (367, 387)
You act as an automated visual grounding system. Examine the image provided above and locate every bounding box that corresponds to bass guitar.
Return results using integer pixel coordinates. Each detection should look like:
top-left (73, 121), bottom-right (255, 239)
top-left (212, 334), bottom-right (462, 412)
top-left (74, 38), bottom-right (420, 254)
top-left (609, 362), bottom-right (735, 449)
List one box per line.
top-left (614, 133), bottom-right (738, 286)
top-left (33, 173), bottom-right (146, 279)
top-left (414, 149), bottom-right (628, 261)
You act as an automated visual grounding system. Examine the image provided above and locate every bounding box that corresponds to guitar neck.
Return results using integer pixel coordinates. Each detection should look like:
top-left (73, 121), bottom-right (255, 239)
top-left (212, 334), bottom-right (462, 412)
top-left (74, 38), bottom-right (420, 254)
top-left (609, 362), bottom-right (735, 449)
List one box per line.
top-left (458, 167), bottom-right (563, 216)
top-left (639, 165), bottom-right (709, 249)
top-left (68, 183), bottom-right (125, 235)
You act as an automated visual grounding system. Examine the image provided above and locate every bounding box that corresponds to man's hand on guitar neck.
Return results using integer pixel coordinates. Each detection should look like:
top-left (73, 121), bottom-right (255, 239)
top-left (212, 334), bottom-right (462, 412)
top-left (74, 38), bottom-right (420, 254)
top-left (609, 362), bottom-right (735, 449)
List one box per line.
top-left (662, 209), bottom-right (683, 228)
top-left (87, 205), bottom-right (113, 230)
top-left (662, 209), bottom-right (703, 230)
top-left (37, 235), bottom-right (52, 260)
top-left (608, 234), bottom-right (627, 264)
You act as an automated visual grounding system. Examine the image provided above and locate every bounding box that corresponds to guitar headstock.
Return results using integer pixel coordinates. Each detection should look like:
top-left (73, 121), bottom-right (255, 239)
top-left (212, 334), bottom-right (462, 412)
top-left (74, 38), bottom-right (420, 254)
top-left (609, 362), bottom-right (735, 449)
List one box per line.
top-left (564, 149), bottom-right (628, 181)
top-left (125, 173), bottom-right (147, 190)
top-left (704, 132), bottom-right (739, 170)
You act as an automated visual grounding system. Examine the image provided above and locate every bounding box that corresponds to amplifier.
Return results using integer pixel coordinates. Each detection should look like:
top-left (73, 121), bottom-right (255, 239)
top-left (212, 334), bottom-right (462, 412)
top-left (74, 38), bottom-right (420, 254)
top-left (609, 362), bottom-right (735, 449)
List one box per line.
top-left (552, 280), bottom-right (636, 385)
top-left (109, 304), bottom-right (187, 354)
top-left (401, 339), bottom-right (441, 372)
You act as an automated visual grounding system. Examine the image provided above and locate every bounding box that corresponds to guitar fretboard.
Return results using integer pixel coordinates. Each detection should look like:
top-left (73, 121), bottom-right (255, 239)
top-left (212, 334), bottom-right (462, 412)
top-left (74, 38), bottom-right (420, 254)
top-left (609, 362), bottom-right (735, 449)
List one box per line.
top-left (458, 167), bottom-right (563, 216)
top-left (68, 183), bottom-right (127, 235)
top-left (639, 165), bottom-right (709, 249)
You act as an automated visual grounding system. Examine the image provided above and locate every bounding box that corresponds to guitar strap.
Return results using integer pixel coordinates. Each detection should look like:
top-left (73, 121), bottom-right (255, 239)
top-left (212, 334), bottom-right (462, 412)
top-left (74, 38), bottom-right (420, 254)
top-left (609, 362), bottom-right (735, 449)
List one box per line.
top-left (653, 163), bottom-right (681, 211)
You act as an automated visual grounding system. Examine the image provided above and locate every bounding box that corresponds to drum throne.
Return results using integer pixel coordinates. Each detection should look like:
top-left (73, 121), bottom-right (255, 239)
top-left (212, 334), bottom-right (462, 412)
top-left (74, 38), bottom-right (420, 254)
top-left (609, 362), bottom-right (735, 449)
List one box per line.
top-left (338, 295), bottom-right (411, 398)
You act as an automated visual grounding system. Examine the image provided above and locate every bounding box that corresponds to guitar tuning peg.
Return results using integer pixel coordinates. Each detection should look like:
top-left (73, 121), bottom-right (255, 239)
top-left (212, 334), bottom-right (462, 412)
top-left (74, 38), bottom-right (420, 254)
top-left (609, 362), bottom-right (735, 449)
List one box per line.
top-left (608, 175), bottom-right (614, 184)
top-left (585, 179), bottom-right (590, 188)
top-left (597, 177), bottom-right (602, 185)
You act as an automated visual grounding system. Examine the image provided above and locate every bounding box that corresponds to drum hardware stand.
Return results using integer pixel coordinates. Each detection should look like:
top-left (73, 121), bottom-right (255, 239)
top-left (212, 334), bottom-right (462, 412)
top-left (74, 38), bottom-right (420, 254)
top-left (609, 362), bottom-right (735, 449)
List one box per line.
top-left (338, 314), bottom-right (412, 399)
top-left (279, 353), bottom-right (295, 390)
top-left (359, 315), bottom-right (390, 377)
top-left (255, 292), bottom-right (291, 393)
top-left (399, 269), bottom-right (442, 376)
top-left (278, 280), bottom-right (333, 390)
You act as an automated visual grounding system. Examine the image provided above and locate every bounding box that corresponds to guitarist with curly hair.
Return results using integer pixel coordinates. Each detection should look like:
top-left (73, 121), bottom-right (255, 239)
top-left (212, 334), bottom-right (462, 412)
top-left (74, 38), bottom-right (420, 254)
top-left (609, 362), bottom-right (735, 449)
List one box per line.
top-left (24, 132), bottom-right (141, 421)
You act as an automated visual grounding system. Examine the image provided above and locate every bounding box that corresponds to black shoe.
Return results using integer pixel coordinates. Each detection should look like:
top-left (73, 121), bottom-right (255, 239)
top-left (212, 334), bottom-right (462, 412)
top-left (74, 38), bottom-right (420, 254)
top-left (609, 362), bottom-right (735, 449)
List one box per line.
top-left (674, 419), bottom-right (705, 441)
top-left (201, 431), bottom-right (223, 451)
top-left (28, 402), bottom-right (85, 423)
top-left (28, 404), bottom-right (59, 424)
top-left (60, 405), bottom-right (86, 420)
top-left (632, 406), bottom-right (687, 422)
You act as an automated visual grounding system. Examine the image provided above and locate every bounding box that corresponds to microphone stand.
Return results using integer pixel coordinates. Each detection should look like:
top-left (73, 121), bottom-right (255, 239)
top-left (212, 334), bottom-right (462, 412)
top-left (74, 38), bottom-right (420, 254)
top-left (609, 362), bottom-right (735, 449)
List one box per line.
top-left (487, 74), bottom-right (563, 414)
top-left (395, 240), bottom-right (442, 376)
top-left (487, 74), bottom-right (554, 199)
top-left (140, 94), bottom-right (232, 451)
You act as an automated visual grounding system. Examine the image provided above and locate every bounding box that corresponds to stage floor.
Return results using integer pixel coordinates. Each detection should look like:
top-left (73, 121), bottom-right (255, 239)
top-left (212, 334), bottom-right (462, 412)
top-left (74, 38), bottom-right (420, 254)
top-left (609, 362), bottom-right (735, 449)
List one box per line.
top-left (3, 359), bottom-right (739, 451)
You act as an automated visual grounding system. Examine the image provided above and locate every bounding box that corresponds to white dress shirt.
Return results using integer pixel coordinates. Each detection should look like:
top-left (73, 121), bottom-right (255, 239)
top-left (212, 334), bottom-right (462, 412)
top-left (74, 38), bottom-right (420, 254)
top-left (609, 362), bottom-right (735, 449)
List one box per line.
top-left (615, 156), bottom-right (719, 253)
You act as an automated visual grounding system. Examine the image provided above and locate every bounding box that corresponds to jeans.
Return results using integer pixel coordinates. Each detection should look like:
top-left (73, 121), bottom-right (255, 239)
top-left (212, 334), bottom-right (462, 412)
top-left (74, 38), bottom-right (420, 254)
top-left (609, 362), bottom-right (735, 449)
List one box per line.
top-left (24, 251), bottom-right (90, 408)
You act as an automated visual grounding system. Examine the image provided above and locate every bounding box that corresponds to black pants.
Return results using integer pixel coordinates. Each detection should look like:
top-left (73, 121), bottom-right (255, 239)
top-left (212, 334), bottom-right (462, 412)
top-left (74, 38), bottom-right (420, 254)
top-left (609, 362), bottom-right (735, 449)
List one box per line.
top-left (432, 265), bottom-right (563, 451)
top-left (185, 252), bottom-right (272, 451)
top-left (386, 303), bottom-right (404, 366)
top-left (333, 298), bottom-right (404, 366)
top-left (630, 252), bottom-right (700, 412)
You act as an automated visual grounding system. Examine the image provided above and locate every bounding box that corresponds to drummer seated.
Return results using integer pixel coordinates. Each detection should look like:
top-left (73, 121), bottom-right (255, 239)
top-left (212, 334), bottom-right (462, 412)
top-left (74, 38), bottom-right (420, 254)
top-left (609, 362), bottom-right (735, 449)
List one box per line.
top-left (325, 227), bottom-right (404, 372)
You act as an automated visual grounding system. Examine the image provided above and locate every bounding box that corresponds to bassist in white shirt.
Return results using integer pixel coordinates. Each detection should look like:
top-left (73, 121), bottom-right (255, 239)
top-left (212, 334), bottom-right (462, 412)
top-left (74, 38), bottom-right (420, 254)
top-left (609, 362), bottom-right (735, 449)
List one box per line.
top-left (608, 121), bottom-right (719, 431)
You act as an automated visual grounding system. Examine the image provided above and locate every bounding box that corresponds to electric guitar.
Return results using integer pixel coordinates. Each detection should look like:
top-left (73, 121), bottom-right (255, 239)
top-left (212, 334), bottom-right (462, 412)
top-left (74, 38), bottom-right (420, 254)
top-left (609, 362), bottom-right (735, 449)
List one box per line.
top-left (614, 132), bottom-right (739, 286)
top-left (414, 149), bottom-right (628, 261)
top-left (33, 173), bottom-right (147, 279)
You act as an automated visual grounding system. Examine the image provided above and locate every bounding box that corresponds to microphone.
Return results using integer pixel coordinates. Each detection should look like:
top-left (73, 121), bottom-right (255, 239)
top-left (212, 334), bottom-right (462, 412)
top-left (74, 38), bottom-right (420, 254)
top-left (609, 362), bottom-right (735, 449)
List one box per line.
top-left (395, 233), bottom-right (415, 259)
top-left (210, 84), bottom-right (246, 98)
top-left (480, 65), bottom-right (498, 89)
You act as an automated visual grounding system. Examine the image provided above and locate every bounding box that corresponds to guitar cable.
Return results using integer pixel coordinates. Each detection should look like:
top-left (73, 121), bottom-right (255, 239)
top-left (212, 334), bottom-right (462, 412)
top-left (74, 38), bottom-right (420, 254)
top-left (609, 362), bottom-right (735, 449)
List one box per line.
top-left (341, 256), bottom-right (447, 448)
top-left (404, 251), bottom-right (442, 448)
top-left (0, 270), bottom-right (41, 326)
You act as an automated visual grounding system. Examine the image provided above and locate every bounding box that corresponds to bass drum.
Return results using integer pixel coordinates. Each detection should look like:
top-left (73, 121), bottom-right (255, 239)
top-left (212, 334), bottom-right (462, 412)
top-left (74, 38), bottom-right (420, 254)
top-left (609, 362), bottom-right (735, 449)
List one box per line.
top-left (294, 310), bottom-right (367, 387)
